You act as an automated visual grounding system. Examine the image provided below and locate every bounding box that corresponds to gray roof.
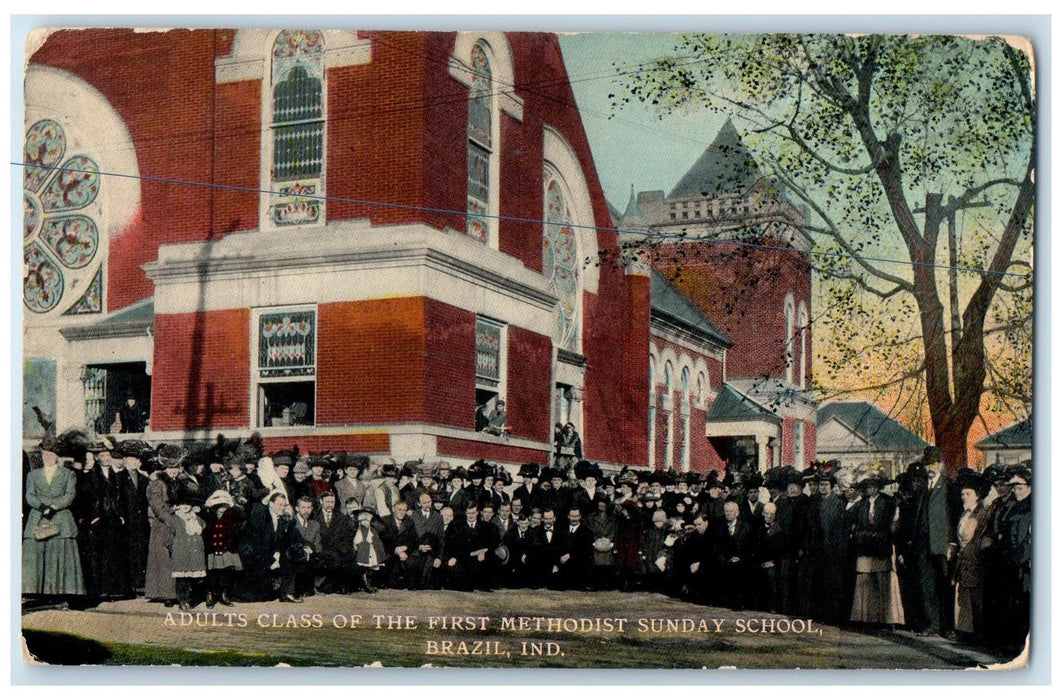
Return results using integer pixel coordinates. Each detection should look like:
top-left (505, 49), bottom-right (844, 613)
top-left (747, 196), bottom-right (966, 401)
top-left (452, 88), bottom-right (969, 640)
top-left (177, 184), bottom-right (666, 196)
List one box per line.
top-left (817, 401), bottom-right (928, 451)
top-left (976, 416), bottom-right (1032, 449)
top-left (667, 119), bottom-right (763, 199)
top-left (706, 384), bottom-right (780, 423)
top-left (59, 298), bottom-right (154, 341)
top-left (650, 271), bottom-right (730, 347)
top-left (622, 184), bottom-right (645, 220)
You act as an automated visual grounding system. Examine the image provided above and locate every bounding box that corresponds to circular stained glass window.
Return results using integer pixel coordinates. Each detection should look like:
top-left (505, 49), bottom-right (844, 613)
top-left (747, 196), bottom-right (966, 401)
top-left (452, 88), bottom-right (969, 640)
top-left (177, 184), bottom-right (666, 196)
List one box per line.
top-left (23, 119), bottom-right (101, 314)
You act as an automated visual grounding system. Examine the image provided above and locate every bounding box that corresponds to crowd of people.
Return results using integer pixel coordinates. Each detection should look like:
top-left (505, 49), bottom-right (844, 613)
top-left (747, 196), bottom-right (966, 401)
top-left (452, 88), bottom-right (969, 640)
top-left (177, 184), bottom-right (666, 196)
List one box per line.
top-left (22, 434), bottom-right (1031, 657)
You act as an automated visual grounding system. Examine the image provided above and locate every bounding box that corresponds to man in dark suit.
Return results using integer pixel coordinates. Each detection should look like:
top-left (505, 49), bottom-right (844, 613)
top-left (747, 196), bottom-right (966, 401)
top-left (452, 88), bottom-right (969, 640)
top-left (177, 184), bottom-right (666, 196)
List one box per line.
top-left (678, 514), bottom-right (714, 603)
top-left (408, 492), bottom-right (444, 589)
top-left (115, 442), bottom-right (151, 595)
top-left (84, 444), bottom-right (131, 600)
top-left (381, 500), bottom-right (421, 589)
top-left (238, 492), bottom-right (307, 602)
top-left (529, 508), bottom-right (562, 588)
top-left (316, 492), bottom-right (356, 592)
top-left (292, 495), bottom-right (321, 597)
top-left (554, 506), bottom-right (594, 590)
top-left (714, 500), bottom-right (754, 610)
top-left (923, 448), bottom-right (956, 636)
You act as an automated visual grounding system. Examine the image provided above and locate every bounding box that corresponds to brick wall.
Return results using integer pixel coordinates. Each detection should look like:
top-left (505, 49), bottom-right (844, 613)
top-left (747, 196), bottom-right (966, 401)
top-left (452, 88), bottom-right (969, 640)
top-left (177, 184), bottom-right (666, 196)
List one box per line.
top-left (151, 307), bottom-right (251, 431)
top-left (652, 242), bottom-right (812, 384)
top-left (317, 298), bottom-right (428, 425)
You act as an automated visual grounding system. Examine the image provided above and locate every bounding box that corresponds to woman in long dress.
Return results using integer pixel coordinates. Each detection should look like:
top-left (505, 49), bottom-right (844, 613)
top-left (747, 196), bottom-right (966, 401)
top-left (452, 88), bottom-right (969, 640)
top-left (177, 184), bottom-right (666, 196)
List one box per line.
top-left (22, 439), bottom-right (86, 597)
top-left (849, 473), bottom-right (904, 626)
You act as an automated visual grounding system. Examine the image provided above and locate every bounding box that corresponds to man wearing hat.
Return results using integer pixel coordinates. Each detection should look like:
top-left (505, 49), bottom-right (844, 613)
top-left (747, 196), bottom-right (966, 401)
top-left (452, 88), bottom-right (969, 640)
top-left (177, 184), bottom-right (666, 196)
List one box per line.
top-left (374, 463), bottom-right (402, 518)
top-left (999, 465), bottom-right (1031, 654)
top-left (334, 454), bottom-right (371, 515)
top-left (118, 441), bottom-right (151, 594)
top-left (82, 438), bottom-right (132, 601)
top-left (809, 470), bottom-right (850, 625)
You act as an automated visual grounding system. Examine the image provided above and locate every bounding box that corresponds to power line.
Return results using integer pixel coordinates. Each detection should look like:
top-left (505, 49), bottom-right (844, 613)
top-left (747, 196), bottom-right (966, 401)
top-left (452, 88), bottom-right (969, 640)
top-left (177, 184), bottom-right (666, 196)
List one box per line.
top-left (16, 161), bottom-right (1030, 281)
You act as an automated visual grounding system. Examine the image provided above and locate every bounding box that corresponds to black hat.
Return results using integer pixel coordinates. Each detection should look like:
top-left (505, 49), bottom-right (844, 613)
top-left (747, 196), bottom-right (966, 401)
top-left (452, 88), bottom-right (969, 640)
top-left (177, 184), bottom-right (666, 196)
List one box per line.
top-left (120, 439), bottom-right (156, 462)
top-left (922, 446), bottom-right (942, 466)
top-left (468, 460), bottom-right (490, 480)
top-left (704, 470), bottom-right (722, 488)
top-left (574, 460), bottom-right (598, 481)
top-left (381, 463), bottom-right (399, 479)
top-left (983, 464), bottom-right (1008, 484)
top-left (905, 462), bottom-right (929, 481)
top-left (87, 436), bottom-right (116, 455)
top-left (1005, 465), bottom-right (1032, 487)
top-left (451, 466), bottom-right (468, 481)
top-left (518, 463), bottom-right (541, 479)
top-left (271, 450), bottom-right (295, 468)
top-left (743, 472), bottom-right (764, 490)
top-left (156, 443), bottom-right (187, 469)
top-left (956, 469), bottom-right (988, 497)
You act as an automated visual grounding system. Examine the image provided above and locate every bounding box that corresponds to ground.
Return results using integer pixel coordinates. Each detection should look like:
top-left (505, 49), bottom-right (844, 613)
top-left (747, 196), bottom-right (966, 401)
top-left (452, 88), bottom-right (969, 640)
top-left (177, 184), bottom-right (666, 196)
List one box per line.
top-left (21, 589), bottom-right (1013, 670)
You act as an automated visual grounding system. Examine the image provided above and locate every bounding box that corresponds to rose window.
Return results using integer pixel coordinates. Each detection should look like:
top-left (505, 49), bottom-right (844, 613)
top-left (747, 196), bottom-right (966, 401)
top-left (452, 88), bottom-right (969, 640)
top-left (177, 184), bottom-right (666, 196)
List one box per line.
top-left (23, 119), bottom-right (102, 314)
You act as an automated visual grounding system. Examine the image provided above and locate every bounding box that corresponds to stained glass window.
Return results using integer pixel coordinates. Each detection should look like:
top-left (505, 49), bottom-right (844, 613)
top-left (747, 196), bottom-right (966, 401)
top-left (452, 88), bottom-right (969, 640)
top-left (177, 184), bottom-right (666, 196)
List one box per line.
top-left (272, 31), bottom-right (324, 182)
top-left (475, 318), bottom-right (502, 384)
top-left (467, 42), bottom-right (492, 241)
top-left (23, 119), bottom-right (101, 315)
top-left (258, 310), bottom-right (316, 377)
top-left (543, 171), bottom-right (580, 351)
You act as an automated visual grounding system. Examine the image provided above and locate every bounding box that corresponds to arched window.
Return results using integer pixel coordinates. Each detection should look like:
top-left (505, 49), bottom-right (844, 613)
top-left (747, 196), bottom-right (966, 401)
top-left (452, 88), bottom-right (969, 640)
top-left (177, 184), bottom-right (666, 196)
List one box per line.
top-left (543, 167), bottom-right (580, 352)
top-left (798, 303), bottom-right (809, 389)
top-left (269, 30), bottom-right (325, 227)
top-left (466, 41), bottom-right (493, 243)
top-left (696, 370), bottom-right (707, 407)
top-left (784, 294), bottom-right (795, 385)
top-left (648, 355), bottom-right (657, 470)
top-left (663, 362), bottom-right (674, 469)
top-left (680, 366), bottom-right (692, 472)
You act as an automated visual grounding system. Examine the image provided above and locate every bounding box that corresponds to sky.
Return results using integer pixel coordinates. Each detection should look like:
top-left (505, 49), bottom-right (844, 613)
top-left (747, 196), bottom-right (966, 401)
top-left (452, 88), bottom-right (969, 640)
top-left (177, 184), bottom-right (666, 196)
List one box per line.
top-left (557, 33), bottom-right (728, 212)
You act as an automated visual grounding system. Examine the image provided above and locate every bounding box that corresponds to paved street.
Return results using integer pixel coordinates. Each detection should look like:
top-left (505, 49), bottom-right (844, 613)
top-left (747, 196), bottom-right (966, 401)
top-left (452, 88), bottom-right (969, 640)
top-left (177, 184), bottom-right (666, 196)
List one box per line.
top-left (21, 589), bottom-right (1013, 669)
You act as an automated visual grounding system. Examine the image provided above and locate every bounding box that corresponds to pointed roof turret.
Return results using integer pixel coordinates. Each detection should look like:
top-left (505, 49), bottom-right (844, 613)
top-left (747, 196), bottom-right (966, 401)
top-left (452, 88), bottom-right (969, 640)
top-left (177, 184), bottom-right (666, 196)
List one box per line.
top-left (668, 119), bottom-right (762, 199)
top-left (622, 184), bottom-right (645, 221)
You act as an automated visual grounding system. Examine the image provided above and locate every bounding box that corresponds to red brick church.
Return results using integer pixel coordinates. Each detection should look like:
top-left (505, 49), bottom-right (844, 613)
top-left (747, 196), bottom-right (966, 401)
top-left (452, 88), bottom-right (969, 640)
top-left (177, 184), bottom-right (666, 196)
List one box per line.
top-left (22, 28), bottom-right (815, 474)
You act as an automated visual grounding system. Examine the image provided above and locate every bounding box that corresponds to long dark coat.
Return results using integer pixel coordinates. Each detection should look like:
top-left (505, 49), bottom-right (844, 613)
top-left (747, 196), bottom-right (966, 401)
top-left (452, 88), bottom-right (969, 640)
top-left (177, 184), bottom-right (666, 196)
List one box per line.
top-left (144, 472), bottom-right (179, 601)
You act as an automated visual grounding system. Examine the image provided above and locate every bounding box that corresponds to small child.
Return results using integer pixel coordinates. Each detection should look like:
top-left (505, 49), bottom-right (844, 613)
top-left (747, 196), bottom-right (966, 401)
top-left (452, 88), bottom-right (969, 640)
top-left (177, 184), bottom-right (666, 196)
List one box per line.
top-left (203, 490), bottom-right (242, 607)
top-left (169, 496), bottom-right (206, 611)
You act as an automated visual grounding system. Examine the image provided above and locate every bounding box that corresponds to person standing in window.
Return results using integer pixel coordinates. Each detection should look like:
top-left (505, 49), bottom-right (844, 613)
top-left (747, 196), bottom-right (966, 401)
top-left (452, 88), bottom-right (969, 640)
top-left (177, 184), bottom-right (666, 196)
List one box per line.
top-left (118, 390), bottom-right (148, 433)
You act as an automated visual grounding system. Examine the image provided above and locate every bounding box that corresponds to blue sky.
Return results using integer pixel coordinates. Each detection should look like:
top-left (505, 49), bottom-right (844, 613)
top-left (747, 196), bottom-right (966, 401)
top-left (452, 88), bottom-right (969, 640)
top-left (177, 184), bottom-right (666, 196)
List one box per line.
top-left (557, 33), bottom-right (729, 213)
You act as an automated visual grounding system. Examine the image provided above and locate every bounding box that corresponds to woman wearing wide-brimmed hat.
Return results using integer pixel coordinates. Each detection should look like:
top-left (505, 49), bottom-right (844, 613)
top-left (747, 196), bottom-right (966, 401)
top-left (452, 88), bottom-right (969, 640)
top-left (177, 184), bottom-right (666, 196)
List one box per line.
top-left (849, 471), bottom-right (904, 627)
top-left (22, 436), bottom-right (86, 597)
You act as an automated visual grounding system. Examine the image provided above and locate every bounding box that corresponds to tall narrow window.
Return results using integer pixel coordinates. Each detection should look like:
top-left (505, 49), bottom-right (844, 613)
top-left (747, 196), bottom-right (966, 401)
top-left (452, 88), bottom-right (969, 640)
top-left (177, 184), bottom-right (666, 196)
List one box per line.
top-left (680, 367), bottom-right (692, 472)
top-left (798, 304), bottom-right (809, 389)
top-left (466, 42), bottom-right (492, 242)
top-left (270, 30), bottom-right (325, 227)
top-left (663, 362), bottom-right (674, 469)
top-left (648, 356), bottom-right (657, 470)
top-left (254, 308), bottom-right (317, 427)
top-left (793, 420), bottom-right (805, 469)
top-left (543, 169), bottom-right (580, 352)
top-left (784, 296), bottom-right (795, 385)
